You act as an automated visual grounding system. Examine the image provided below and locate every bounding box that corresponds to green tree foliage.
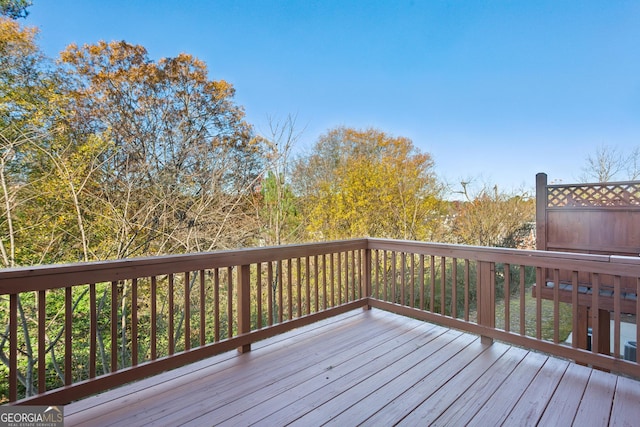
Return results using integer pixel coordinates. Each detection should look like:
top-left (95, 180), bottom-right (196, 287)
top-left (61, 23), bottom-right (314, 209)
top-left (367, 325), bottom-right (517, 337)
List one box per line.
top-left (294, 127), bottom-right (447, 240)
top-left (259, 171), bottom-right (299, 244)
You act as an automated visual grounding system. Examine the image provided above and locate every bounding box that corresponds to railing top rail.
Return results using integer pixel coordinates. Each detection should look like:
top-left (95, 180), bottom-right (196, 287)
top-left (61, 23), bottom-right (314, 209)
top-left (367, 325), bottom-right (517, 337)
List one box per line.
top-left (3, 237), bottom-right (640, 294)
top-left (0, 239), bottom-right (368, 294)
top-left (367, 238), bottom-right (640, 276)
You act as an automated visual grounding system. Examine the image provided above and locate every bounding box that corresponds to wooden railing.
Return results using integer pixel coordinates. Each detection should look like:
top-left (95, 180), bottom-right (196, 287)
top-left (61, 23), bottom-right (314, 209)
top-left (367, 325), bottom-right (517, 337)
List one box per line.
top-left (0, 240), bottom-right (369, 404)
top-left (1, 238), bottom-right (639, 404)
top-left (367, 239), bottom-right (640, 377)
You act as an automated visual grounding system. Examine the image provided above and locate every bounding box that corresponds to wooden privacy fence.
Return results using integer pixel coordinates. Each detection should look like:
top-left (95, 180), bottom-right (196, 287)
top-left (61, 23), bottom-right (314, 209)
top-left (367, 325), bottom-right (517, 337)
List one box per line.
top-left (535, 173), bottom-right (640, 352)
top-left (1, 238), bottom-right (639, 405)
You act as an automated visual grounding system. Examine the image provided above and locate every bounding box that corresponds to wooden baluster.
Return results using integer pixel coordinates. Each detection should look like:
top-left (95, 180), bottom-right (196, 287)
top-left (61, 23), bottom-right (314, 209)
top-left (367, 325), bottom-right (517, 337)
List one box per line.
top-left (256, 264), bottom-right (262, 329)
top-left (227, 267), bottom-right (233, 338)
top-left (591, 273), bottom-right (600, 354)
top-left (519, 265), bottom-right (525, 335)
top-left (330, 254), bottom-right (335, 307)
top-left (267, 262), bottom-right (273, 326)
top-left (430, 256), bottom-right (435, 312)
top-left (296, 258), bottom-right (302, 317)
top-left (363, 248), bottom-right (372, 309)
top-left (151, 276), bottom-right (157, 360)
top-left (38, 290), bottom-right (46, 392)
top-left (65, 286), bottom-right (73, 384)
top-left (314, 255), bottom-right (319, 312)
top-left (287, 259), bottom-right (293, 320)
top-left (383, 251), bottom-right (388, 301)
top-left (322, 254), bottom-right (327, 309)
top-left (571, 271), bottom-right (579, 349)
top-left (391, 251), bottom-right (397, 304)
top-left (132, 278), bottom-right (138, 365)
top-left (184, 272), bottom-right (190, 351)
top-left (535, 267), bottom-right (543, 340)
top-left (452, 258), bottom-right (458, 319)
top-left (9, 294), bottom-right (17, 402)
top-left (111, 281), bottom-right (119, 370)
top-left (503, 264), bottom-right (510, 332)
top-left (419, 254), bottom-right (425, 311)
top-left (553, 269), bottom-right (560, 344)
top-left (614, 275), bottom-right (621, 358)
top-left (237, 263), bottom-right (251, 353)
top-left (440, 257), bottom-right (446, 315)
top-left (277, 260), bottom-right (283, 323)
top-left (400, 252), bottom-right (406, 306)
top-left (200, 270), bottom-right (206, 345)
top-left (465, 260), bottom-right (470, 322)
top-left (351, 250), bottom-right (356, 301)
top-left (214, 269), bottom-right (220, 341)
top-left (338, 253), bottom-right (343, 304)
top-left (168, 275), bottom-right (174, 355)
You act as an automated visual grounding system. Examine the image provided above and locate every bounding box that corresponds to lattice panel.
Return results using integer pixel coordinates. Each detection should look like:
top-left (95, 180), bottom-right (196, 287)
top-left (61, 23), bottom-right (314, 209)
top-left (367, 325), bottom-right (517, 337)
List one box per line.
top-left (547, 182), bottom-right (640, 207)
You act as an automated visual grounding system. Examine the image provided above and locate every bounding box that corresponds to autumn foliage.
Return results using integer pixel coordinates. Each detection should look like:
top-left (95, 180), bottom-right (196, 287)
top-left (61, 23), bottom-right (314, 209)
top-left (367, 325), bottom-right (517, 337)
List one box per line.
top-left (294, 127), bottom-right (447, 241)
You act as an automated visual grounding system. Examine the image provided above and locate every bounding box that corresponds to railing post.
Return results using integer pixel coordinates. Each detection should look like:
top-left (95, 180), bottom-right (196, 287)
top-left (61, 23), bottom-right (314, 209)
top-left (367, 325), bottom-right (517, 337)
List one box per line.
top-left (237, 263), bottom-right (251, 354)
top-left (535, 172), bottom-right (547, 252)
top-left (477, 261), bottom-right (495, 345)
top-left (363, 248), bottom-right (372, 310)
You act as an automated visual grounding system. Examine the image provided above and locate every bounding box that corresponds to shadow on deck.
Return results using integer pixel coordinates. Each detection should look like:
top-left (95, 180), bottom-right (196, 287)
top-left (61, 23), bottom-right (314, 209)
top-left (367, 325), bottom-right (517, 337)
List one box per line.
top-left (65, 308), bottom-right (640, 426)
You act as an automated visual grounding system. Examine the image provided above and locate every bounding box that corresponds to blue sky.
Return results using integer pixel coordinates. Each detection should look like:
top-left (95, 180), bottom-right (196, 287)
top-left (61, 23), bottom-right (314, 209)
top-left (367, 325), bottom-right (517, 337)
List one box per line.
top-left (25, 0), bottom-right (640, 196)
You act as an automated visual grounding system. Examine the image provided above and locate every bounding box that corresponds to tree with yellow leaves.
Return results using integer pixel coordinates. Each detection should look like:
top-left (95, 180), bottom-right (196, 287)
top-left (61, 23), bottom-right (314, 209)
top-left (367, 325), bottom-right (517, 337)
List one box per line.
top-left (294, 127), bottom-right (446, 241)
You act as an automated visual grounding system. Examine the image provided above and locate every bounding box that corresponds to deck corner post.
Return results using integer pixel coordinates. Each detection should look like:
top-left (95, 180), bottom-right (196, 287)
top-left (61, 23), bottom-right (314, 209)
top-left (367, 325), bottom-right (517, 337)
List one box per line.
top-left (237, 263), bottom-right (251, 354)
top-left (535, 172), bottom-right (547, 252)
top-left (363, 247), bottom-right (372, 310)
top-left (477, 260), bottom-right (495, 345)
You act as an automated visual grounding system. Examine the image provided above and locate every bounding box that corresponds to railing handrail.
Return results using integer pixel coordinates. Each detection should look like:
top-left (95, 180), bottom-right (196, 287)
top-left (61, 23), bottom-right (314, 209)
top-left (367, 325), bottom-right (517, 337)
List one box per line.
top-left (368, 238), bottom-right (640, 276)
top-left (0, 239), bottom-right (368, 294)
top-left (3, 238), bottom-right (639, 293)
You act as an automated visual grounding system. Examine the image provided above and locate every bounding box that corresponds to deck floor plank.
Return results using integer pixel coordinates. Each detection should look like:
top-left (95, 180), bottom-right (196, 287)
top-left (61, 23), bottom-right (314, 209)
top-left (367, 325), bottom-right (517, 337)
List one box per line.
top-left (143, 312), bottom-right (410, 426)
top-left (503, 356), bottom-right (569, 425)
top-left (66, 309), bottom-right (364, 416)
top-left (210, 320), bottom-right (446, 426)
top-left (429, 345), bottom-right (529, 426)
top-left (574, 369), bottom-right (618, 426)
top-left (172, 314), bottom-right (441, 426)
top-left (67, 309), bottom-right (371, 426)
top-left (257, 329), bottom-right (469, 426)
top-left (610, 375), bottom-right (640, 425)
top-left (350, 338), bottom-right (491, 426)
top-left (449, 349), bottom-right (549, 426)
top-left (394, 341), bottom-right (512, 426)
top-left (62, 308), bottom-right (640, 427)
top-left (72, 309), bottom-right (398, 427)
top-left (537, 362), bottom-right (592, 426)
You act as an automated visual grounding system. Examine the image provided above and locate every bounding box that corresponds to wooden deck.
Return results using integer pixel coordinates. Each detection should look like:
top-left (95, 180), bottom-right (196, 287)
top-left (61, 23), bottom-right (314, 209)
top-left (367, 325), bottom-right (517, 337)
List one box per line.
top-left (65, 308), bottom-right (640, 426)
